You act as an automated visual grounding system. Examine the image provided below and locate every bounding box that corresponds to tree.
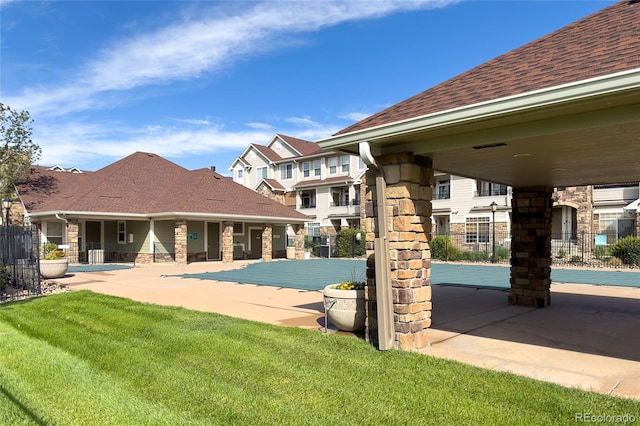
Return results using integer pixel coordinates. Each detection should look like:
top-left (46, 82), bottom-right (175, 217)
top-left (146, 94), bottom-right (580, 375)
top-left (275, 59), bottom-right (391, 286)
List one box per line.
top-left (0, 103), bottom-right (41, 198)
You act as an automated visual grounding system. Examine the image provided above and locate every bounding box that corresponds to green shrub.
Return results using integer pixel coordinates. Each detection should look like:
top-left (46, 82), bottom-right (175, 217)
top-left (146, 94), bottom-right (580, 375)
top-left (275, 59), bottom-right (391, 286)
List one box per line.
top-left (0, 266), bottom-right (10, 291)
top-left (430, 235), bottom-right (459, 260)
top-left (593, 245), bottom-right (609, 259)
top-left (459, 250), bottom-right (490, 262)
top-left (495, 247), bottom-right (511, 262)
top-left (609, 236), bottom-right (640, 266)
top-left (335, 229), bottom-right (365, 258)
top-left (569, 255), bottom-right (582, 264)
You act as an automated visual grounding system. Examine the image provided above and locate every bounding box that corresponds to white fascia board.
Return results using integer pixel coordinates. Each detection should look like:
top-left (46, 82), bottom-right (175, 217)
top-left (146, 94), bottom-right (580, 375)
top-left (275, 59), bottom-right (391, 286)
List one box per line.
top-left (28, 211), bottom-right (149, 220)
top-left (149, 212), bottom-right (310, 224)
top-left (318, 68), bottom-right (640, 150)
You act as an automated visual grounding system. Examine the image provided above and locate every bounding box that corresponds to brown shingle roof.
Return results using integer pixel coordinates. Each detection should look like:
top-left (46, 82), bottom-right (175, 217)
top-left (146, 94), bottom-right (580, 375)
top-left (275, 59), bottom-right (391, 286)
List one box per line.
top-left (277, 134), bottom-right (326, 156)
top-left (294, 175), bottom-right (354, 189)
top-left (17, 152), bottom-right (309, 221)
top-left (337, 1), bottom-right (640, 135)
top-left (251, 144), bottom-right (282, 163)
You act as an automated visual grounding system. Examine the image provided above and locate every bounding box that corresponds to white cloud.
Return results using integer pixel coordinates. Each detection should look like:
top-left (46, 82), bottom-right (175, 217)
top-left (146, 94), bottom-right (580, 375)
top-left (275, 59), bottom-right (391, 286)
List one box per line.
top-left (245, 122), bottom-right (273, 130)
top-left (6, 0), bottom-right (457, 116)
top-left (339, 112), bottom-right (371, 122)
top-left (285, 115), bottom-right (321, 127)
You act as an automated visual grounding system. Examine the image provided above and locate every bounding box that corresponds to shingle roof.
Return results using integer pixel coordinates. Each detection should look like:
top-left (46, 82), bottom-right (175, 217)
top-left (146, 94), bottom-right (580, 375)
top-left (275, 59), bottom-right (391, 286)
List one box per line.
top-left (251, 144), bottom-right (282, 163)
top-left (17, 152), bottom-right (309, 221)
top-left (276, 134), bottom-right (326, 156)
top-left (294, 175), bottom-right (354, 189)
top-left (337, 1), bottom-right (640, 135)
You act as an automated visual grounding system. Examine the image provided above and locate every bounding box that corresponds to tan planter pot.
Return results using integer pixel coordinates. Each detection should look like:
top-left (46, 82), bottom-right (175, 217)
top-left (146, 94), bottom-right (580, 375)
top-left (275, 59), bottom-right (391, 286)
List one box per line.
top-left (286, 246), bottom-right (296, 260)
top-left (322, 284), bottom-right (365, 332)
top-left (40, 259), bottom-right (69, 279)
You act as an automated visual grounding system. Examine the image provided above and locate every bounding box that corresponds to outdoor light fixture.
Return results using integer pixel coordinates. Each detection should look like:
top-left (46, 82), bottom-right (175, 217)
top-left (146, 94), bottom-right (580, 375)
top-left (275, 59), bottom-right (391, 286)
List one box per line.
top-left (490, 202), bottom-right (498, 263)
top-left (2, 197), bottom-right (11, 226)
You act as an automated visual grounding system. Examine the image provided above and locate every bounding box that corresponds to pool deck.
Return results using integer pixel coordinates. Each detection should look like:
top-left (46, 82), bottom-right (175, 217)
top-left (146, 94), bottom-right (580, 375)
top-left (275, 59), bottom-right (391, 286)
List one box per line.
top-left (54, 259), bottom-right (640, 401)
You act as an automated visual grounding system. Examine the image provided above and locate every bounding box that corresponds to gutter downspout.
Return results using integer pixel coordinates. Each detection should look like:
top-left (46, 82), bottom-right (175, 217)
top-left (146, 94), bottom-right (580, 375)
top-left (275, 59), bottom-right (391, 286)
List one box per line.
top-left (359, 141), bottom-right (394, 351)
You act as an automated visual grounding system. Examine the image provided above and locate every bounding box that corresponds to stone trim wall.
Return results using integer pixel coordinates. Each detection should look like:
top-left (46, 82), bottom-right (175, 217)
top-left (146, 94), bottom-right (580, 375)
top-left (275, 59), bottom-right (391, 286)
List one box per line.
top-left (509, 186), bottom-right (553, 308)
top-left (67, 219), bottom-right (79, 264)
top-left (261, 224), bottom-right (272, 261)
top-left (174, 220), bottom-right (188, 265)
top-left (364, 152), bottom-right (433, 351)
top-left (293, 224), bottom-right (305, 259)
top-left (222, 222), bottom-right (234, 263)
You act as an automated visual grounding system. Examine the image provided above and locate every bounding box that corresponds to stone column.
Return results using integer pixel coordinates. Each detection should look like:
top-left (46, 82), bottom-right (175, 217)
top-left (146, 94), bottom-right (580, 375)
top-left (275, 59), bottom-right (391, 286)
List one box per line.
top-left (509, 186), bottom-right (553, 308)
top-left (365, 152), bottom-right (434, 351)
top-left (293, 224), bottom-right (305, 259)
top-left (175, 219), bottom-right (188, 265)
top-left (222, 221), bottom-right (234, 263)
top-left (67, 219), bottom-right (79, 264)
top-left (261, 224), bottom-right (273, 261)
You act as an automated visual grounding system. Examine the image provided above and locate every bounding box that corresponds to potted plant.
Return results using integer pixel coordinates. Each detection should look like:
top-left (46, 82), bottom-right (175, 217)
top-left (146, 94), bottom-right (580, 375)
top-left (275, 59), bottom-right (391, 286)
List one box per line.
top-left (40, 243), bottom-right (68, 279)
top-left (322, 278), bottom-right (365, 332)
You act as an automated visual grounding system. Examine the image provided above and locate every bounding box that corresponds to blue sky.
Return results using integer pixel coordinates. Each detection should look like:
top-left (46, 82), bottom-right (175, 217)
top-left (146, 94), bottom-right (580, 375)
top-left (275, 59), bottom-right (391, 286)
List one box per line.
top-left (1, 0), bottom-right (616, 175)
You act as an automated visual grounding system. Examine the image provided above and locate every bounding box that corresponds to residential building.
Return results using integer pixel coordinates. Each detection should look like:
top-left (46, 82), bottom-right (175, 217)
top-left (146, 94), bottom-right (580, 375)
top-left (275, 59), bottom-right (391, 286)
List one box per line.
top-left (229, 134), bottom-right (366, 239)
top-left (9, 152), bottom-right (310, 265)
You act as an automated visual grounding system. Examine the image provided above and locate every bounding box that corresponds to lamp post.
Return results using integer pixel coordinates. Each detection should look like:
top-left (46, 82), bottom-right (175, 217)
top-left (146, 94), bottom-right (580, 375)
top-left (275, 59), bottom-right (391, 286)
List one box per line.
top-left (2, 197), bottom-right (10, 226)
top-left (490, 201), bottom-right (497, 263)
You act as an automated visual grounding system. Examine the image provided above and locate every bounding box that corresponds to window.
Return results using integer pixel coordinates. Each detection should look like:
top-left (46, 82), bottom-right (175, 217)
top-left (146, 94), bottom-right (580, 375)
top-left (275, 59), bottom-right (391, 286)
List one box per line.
top-left (233, 223), bottom-right (244, 235)
top-left (331, 187), bottom-right (349, 207)
top-left (353, 185), bottom-right (361, 206)
top-left (117, 221), bottom-right (126, 244)
top-left (256, 166), bottom-right (268, 184)
top-left (313, 160), bottom-right (321, 177)
top-left (435, 178), bottom-right (450, 200)
top-left (237, 169), bottom-right (243, 181)
top-left (303, 162), bottom-right (311, 178)
top-left (280, 164), bottom-right (292, 180)
top-left (45, 221), bottom-right (64, 245)
top-left (465, 217), bottom-right (490, 244)
top-left (341, 156), bottom-right (350, 173)
top-left (306, 222), bottom-right (320, 237)
top-left (328, 157), bottom-right (338, 174)
top-left (299, 190), bottom-right (316, 209)
top-left (476, 181), bottom-right (507, 197)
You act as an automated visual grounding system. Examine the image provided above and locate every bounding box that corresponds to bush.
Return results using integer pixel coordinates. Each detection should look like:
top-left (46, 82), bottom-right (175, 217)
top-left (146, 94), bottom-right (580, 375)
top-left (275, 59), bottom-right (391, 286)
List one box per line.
top-left (593, 245), bottom-right (609, 259)
top-left (430, 235), bottom-right (459, 260)
top-left (335, 229), bottom-right (365, 258)
top-left (609, 236), bottom-right (640, 266)
top-left (0, 266), bottom-right (10, 291)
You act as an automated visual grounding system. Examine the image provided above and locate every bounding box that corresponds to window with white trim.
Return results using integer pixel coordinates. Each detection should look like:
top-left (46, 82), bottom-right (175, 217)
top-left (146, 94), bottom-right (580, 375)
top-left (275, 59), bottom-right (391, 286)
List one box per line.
top-left (256, 166), bottom-right (268, 184)
top-left (435, 178), bottom-right (450, 200)
top-left (45, 221), bottom-right (64, 245)
top-left (306, 222), bottom-right (320, 237)
top-left (303, 162), bottom-right (311, 178)
top-left (465, 217), bottom-right (490, 244)
top-left (341, 155), bottom-right (349, 173)
top-left (328, 157), bottom-right (338, 174)
top-left (117, 221), bottom-right (126, 244)
top-left (313, 160), bottom-right (321, 177)
top-left (280, 164), bottom-right (292, 180)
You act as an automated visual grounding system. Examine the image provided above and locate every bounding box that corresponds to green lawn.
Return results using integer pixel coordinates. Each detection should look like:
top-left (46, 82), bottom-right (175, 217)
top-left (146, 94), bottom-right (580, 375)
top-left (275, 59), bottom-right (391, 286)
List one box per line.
top-left (0, 291), bottom-right (637, 425)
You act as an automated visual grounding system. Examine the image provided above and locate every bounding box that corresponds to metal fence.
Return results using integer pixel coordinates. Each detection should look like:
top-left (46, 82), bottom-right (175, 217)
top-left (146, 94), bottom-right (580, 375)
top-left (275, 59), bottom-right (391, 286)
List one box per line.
top-left (432, 231), bottom-right (638, 268)
top-left (59, 242), bottom-right (138, 264)
top-left (1, 225), bottom-right (41, 301)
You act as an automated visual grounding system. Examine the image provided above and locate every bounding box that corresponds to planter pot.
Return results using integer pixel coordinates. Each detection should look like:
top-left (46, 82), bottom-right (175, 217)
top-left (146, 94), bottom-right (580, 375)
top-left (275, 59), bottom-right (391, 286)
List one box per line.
top-left (304, 251), bottom-right (311, 259)
top-left (286, 246), bottom-right (296, 260)
top-left (323, 284), bottom-right (365, 332)
top-left (40, 259), bottom-right (68, 279)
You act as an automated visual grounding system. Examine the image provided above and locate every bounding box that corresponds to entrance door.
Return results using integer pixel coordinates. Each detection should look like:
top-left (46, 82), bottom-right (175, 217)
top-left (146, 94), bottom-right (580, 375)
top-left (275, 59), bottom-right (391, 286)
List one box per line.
top-left (250, 229), bottom-right (262, 259)
top-left (207, 222), bottom-right (220, 260)
top-left (86, 221), bottom-right (101, 249)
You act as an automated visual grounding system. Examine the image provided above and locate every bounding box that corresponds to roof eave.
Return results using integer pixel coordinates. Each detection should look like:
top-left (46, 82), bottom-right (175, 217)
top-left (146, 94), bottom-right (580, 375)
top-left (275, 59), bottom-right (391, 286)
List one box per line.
top-left (318, 68), bottom-right (640, 151)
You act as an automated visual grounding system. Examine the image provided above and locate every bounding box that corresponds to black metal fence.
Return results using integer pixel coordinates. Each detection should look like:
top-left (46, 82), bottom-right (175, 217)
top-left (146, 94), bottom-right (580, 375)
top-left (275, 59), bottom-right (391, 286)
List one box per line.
top-left (1, 226), bottom-right (41, 301)
top-left (59, 242), bottom-right (138, 264)
top-left (432, 231), bottom-right (638, 268)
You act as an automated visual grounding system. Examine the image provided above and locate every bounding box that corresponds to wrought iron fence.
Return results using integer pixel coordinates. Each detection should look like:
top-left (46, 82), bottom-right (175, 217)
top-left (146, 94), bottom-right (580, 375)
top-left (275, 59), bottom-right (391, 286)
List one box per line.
top-left (58, 242), bottom-right (138, 264)
top-left (431, 231), bottom-right (639, 268)
top-left (1, 225), bottom-right (41, 301)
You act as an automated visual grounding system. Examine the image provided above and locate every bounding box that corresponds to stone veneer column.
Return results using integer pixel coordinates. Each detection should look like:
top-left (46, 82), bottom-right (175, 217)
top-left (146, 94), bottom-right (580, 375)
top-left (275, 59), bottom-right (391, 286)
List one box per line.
top-left (67, 219), bottom-right (79, 264)
top-left (222, 222), bottom-right (234, 263)
top-left (261, 224), bottom-right (272, 261)
top-left (174, 219), bottom-right (188, 265)
top-left (509, 186), bottom-right (553, 308)
top-left (293, 224), bottom-right (305, 259)
top-left (364, 152), bottom-right (434, 351)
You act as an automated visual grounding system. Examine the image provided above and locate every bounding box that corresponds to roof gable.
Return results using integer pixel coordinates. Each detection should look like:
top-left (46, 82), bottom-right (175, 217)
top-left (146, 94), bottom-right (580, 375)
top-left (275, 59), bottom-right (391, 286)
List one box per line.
top-left (273, 134), bottom-right (326, 157)
top-left (338, 1), bottom-right (640, 135)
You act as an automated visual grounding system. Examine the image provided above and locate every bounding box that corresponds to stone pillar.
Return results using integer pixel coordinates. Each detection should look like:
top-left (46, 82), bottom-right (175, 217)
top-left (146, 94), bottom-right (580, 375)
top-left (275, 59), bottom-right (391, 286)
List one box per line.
top-left (175, 219), bottom-right (188, 265)
top-left (365, 152), bottom-right (434, 351)
top-left (509, 186), bottom-right (553, 308)
top-left (222, 222), bottom-right (234, 263)
top-left (293, 224), bottom-right (305, 259)
top-left (67, 219), bottom-right (79, 264)
top-left (261, 224), bottom-right (273, 261)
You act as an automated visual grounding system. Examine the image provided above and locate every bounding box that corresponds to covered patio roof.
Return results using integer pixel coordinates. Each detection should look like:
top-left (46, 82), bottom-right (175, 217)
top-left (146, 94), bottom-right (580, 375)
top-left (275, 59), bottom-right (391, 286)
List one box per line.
top-left (318, 1), bottom-right (640, 189)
